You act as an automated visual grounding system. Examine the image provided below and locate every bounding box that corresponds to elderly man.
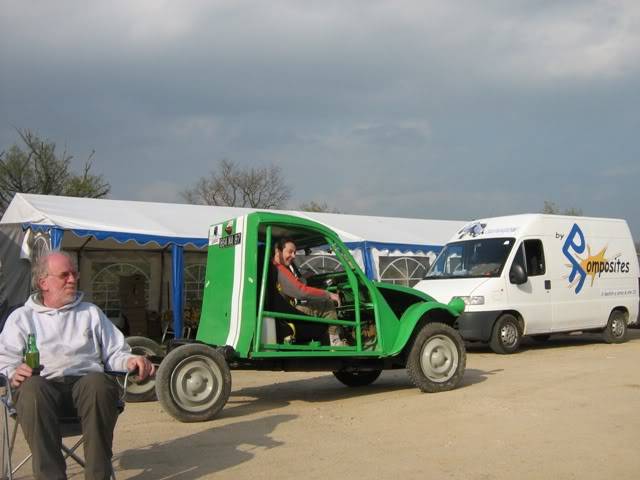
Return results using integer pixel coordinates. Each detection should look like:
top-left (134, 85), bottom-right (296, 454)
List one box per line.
top-left (0, 251), bottom-right (155, 480)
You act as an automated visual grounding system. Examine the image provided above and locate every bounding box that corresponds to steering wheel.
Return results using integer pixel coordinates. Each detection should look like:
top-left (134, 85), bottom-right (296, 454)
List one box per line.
top-left (338, 289), bottom-right (347, 307)
top-left (306, 271), bottom-right (344, 288)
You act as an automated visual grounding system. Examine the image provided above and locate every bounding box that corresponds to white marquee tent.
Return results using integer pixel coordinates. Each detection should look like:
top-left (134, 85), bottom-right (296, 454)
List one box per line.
top-left (0, 193), bottom-right (465, 336)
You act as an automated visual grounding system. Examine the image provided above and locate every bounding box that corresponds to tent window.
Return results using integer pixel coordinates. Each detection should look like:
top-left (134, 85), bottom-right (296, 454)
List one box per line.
top-left (30, 233), bottom-right (51, 265)
top-left (379, 256), bottom-right (431, 287)
top-left (183, 262), bottom-right (206, 310)
top-left (90, 262), bottom-right (150, 318)
top-left (296, 253), bottom-right (343, 277)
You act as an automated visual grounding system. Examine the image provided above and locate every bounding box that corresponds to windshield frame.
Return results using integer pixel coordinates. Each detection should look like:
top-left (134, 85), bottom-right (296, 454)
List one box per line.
top-left (424, 237), bottom-right (516, 280)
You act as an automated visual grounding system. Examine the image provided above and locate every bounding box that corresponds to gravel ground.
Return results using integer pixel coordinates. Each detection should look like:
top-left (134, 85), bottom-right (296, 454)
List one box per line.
top-left (7, 329), bottom-right (640, 479)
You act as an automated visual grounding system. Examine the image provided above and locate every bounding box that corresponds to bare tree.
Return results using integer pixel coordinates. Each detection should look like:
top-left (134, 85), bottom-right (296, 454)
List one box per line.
top-left (182, 159), bottom-right (291, 209)
top-left (0, 129), bottom-right (110, 216)
top-left (542, 200), bottom-right (583, 216)
top-left (299, 200), bottom-right (340, 213)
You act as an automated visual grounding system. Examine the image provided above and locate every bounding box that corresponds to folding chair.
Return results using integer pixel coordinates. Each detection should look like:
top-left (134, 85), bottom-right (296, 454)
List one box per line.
top-left (1, 371), bottom-right (133, 480)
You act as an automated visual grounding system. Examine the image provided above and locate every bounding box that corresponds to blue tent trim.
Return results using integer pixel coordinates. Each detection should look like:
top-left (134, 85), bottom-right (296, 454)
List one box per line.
top-left (343, 240), bottom-right (443, 254)
top-left (25, 224), bottom-right (208, 249)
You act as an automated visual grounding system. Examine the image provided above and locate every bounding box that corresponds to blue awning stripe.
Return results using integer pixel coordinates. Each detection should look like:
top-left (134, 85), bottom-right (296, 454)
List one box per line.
top-left (24, 225), bottom-right (441, 253)
top-left (343, 240), bottom-right (443, 255)
top-left (24, 223), bottom-right (208, 249)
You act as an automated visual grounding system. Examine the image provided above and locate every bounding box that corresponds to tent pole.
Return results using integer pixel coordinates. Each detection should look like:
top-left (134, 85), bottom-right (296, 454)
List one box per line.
top-left (171, 244), bottom-right (184, 339)
top-left (50, 227), bottom-right (64, 251)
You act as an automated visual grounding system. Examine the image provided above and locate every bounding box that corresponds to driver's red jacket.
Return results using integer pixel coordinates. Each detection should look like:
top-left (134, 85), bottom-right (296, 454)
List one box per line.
top-left (273, 261), bottom-right (331, 303)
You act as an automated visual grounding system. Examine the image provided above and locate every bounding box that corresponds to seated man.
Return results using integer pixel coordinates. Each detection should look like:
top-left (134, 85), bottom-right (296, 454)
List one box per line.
top-left (0, 251), bottom-right (155, 480)
top-left (272, 237), bottom-right (347, 346)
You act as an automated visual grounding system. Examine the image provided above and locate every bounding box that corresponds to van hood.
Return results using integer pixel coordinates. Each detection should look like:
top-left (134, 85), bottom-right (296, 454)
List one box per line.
top-left (413, 277), bottom-right (491, 304)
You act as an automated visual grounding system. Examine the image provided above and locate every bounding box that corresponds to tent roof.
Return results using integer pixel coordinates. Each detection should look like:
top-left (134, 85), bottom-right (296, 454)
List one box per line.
top-left (1, 193), bottom-right (466, 251)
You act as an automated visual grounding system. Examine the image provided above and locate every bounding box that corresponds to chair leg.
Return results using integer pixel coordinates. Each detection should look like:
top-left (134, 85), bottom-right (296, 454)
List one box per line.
top-left (61, 437), bottom-right (85, 467)
top-left (2, 411), bottom-right (31, 480)
top-left (182, 326), bottom-right (191, 339)
top-left (161, 323), bottom-right (174, 344)
top-left (2, 405), bottom-right (12, 480)
top-left (2, 414), bottom-right (32, 480)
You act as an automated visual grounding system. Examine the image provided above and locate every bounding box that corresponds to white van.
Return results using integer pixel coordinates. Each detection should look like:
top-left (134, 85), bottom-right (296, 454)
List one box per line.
top-left (414, 214), bottom-right (639, 354)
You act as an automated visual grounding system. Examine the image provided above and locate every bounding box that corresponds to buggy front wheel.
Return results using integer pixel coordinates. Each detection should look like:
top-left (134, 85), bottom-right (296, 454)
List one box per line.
top-left (406, 322), bottom-right (466, 393)
top-left (156, 344), bottom-right (232, 423)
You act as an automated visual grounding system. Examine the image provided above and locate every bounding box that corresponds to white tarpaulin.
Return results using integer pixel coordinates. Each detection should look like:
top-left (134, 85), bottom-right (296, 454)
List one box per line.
top-left (0, 193), bottom-right (466, 334)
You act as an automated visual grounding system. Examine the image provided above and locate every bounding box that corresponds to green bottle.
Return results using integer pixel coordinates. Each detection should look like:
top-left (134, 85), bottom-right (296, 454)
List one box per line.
top-left (25, 333), bottom-right (40, 373)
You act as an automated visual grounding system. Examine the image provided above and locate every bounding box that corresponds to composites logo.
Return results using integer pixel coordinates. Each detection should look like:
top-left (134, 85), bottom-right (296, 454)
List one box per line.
top-left (561, 223), bottom-right (631, 294)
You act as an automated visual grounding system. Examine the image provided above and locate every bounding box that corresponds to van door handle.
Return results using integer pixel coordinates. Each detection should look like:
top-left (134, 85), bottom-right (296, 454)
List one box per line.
top-left (544, 280), bottom-right (551, 290)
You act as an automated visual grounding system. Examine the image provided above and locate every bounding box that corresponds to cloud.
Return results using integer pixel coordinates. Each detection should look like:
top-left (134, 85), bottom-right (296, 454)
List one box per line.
top-left (1, 1), bottom-right (639, 239)
top-left (133, 180), bottom-right (183, 204)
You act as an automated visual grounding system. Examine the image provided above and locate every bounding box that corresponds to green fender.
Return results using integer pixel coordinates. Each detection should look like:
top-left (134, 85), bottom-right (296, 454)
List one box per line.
top-left (389, 298), bottom-right (465, 356)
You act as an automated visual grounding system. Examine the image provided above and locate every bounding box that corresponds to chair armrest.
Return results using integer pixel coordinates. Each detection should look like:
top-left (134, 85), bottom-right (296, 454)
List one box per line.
top-left (0, 372), bottom-right (16, 412)
top-left (105, 369), bottom-right (137, 404)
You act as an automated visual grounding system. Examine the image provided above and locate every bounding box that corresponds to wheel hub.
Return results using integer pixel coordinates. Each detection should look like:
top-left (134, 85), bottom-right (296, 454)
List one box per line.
top-left (185, 371), bottom-right (208, 396)
top-left (170, 355), bottom-right (223, 412)
top-left (500, 324), bottom-right (518, 347)
top-left (420, 334), bottom-right (459, 383)
top-left (611, 318), bottom-right (624, 337)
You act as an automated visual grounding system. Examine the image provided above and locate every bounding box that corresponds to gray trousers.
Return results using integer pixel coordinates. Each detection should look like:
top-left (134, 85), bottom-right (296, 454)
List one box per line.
top-left (14, 372), bottom-right (120, 480)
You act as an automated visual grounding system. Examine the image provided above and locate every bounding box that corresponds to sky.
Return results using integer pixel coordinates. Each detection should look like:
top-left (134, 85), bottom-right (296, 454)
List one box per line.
top-left (1, 1), bottom-right (639, 240)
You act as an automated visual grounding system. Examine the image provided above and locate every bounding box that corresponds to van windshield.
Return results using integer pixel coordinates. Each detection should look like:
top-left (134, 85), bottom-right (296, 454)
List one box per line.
top-left (425, 238), bottom-right (516, 279)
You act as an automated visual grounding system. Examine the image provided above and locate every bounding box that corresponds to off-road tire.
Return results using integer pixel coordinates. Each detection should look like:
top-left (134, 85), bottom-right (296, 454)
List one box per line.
top-left (602, 310), bottom-right (628, 344)
top-left (333, 370), bottom-right (382, 387)
top-left (489, 314), bottom-right (522, 354)
top-left (124, 336), bottom-right (163, 402)
top-left (406, 322), bottom-right (466, 393)
top-left (156, 343), bottom-right (231, 423)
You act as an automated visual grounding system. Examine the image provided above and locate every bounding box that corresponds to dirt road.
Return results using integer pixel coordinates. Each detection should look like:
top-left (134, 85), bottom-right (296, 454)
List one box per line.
top-left (10, 330), bottom-right (640, 479)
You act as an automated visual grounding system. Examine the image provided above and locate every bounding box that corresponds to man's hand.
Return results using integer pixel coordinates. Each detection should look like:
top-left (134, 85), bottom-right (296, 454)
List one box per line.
top-left (126, 356), bottom-right (156, 381)
top-left (11, 363), bottom-right (35, 388)
top-left (329, 292), bottom-right (341, 307)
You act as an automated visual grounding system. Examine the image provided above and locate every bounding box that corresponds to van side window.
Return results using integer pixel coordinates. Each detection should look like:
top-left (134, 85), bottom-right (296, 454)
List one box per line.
top-left (524, 239), bottom-right (545, 276)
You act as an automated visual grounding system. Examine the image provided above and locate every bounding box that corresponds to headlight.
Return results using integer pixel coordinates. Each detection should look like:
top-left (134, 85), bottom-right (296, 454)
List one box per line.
top-left (457, 295), bottom-right (485, 305)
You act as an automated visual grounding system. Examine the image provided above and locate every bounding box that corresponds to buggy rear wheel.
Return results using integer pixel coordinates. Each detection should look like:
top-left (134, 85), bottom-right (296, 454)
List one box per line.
top-left (406, 322), bottom-right (466, 393)
top-left (333, 370), bottom-right (381, 387)
top-left (156, 344), bottom-right (231, 422)
top-left (124, 336), bottom-right (163, 402)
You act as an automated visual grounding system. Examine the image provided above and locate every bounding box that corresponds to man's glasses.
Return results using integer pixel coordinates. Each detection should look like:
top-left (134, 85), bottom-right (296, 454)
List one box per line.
top-left (47, 270), bottom-right (80, 281)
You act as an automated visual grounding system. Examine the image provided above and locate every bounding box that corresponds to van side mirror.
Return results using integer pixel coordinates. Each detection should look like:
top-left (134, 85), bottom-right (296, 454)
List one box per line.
top-left (509, 264), bottom-right (528, 285)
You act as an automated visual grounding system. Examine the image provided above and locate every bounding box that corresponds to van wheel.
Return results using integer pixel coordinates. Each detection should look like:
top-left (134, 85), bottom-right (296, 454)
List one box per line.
top-left (124, 336), bottom-right (163, 402)
top-left (156, 344), bottom-right (232, 423)
top-left (333, 370), bottom-right (381, 387)
top-left (602, 311), bottom-right (628, 344)
top-left (406, 322), bottom-right (466, 393)
top-left (490, 314), bottom-right (521, 354)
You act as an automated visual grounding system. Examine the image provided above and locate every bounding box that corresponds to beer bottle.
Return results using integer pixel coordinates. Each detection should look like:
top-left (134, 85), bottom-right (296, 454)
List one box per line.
top-left (25, 333), bottom-right (40, 374)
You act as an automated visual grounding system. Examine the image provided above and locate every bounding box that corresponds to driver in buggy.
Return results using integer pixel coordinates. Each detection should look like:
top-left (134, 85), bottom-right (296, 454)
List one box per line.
top-left (270, 237), bottom-right (348, 346)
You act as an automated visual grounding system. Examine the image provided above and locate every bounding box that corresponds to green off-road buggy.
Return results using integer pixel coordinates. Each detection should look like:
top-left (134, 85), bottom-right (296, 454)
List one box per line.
top-left (154, 212), bottom-right (467, 422)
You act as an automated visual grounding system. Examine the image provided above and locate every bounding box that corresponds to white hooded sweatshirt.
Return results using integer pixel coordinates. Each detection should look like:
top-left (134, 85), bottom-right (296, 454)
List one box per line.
top-left (0, 292), bottom-right (133, 380)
